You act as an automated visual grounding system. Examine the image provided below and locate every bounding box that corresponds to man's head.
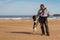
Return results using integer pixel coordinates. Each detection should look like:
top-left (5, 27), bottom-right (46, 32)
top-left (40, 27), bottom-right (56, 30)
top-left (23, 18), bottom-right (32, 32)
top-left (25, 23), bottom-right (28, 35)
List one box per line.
top-left (40, 4), bottom-right (45, 9)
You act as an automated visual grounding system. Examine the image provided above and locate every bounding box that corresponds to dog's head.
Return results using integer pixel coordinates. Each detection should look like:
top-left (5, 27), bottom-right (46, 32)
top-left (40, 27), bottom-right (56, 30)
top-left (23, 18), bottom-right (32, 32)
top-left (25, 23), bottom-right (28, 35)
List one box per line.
top-left (32, 15), bottom-right (36, 21)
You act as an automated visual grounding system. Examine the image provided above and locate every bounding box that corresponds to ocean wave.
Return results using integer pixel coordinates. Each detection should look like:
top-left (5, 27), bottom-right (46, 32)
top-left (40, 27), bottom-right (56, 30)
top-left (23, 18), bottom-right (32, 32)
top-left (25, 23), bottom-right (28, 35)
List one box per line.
top-left (0, 17), bottom-right (32, 20)
top-left (0, 18), bottom-right (22, 20)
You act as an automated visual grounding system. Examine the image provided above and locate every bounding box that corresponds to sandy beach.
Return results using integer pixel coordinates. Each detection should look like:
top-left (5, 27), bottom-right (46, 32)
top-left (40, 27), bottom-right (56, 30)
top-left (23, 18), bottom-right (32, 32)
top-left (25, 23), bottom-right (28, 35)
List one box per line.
top-left (0, 19), bottom-right (60, 40)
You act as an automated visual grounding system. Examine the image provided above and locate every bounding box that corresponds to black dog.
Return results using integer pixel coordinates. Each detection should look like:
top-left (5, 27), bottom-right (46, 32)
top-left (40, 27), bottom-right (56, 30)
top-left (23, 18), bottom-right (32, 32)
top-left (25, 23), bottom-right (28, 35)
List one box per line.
top-left (32, 15), bottom-right (38, 32)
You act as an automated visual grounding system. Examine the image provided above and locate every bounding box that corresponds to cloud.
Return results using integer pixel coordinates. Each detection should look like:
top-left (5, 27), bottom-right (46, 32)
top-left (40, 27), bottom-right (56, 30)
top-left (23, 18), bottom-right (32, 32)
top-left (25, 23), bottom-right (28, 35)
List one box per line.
top-left (0, 1), bottom-right (40, 15)
top-left (0, 0), bottom-right (60, 15)
top-left (0, 0), bottom-right (12, 3)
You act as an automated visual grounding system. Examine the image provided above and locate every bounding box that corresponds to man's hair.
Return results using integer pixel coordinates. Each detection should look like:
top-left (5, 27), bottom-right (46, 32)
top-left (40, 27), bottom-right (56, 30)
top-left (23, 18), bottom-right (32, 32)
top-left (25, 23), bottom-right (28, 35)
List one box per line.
top-left (40, 4), bottom-right (44, 7)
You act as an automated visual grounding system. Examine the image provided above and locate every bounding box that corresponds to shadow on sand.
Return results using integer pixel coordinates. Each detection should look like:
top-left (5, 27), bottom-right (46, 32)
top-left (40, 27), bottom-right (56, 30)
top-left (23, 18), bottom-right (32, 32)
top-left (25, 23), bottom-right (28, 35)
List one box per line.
top-left (10, 31), bottom-right (41, 35)
top-left (11, 31), bottom-right (33, 34)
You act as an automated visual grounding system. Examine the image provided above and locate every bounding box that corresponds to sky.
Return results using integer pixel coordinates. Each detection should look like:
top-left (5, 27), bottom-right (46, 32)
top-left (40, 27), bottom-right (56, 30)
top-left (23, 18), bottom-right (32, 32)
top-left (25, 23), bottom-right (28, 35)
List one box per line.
top-left (0, 0), bottom-right (60, 15)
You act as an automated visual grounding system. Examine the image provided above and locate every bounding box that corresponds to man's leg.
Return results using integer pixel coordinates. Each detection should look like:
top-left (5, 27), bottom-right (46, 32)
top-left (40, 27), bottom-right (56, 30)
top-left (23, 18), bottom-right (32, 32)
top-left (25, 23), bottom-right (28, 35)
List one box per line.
top-left (45, 21), bottom-right (49, 36)
top-left (38, 17), bottom-right (45, 35)
top-left (40, 23), bottom-right (45, 35)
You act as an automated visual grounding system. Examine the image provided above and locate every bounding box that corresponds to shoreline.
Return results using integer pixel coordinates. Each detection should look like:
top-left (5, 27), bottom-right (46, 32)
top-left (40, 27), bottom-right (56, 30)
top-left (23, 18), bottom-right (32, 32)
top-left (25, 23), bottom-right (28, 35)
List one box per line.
top-left (0, 17), bottom-right (60, 20)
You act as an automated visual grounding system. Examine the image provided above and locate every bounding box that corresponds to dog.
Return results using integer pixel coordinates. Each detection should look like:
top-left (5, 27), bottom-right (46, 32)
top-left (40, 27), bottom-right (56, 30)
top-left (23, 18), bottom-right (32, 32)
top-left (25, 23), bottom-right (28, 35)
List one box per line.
top-left (32, 15), bottom-right (38, 32)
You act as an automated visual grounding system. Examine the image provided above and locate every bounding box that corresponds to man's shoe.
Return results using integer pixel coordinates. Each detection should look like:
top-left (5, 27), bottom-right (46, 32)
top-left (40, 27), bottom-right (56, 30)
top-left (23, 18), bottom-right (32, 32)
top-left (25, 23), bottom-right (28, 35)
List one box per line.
top-left (46, 34), bottom-right (50, 36)
top-left (41, 33), bottom-right (45, 35)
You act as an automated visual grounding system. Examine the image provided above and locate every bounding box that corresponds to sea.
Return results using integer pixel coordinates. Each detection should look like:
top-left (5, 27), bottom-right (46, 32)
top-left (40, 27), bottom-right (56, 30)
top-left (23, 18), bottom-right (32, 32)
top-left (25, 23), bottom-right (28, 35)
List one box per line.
top-left (0, 15), bottom-right (60, 20)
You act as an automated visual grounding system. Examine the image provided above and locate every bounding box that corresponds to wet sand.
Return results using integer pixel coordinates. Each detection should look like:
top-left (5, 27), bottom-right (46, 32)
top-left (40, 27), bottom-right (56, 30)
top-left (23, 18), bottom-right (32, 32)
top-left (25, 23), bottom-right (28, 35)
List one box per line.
top-left (0, 19), bottom-right (60, 40)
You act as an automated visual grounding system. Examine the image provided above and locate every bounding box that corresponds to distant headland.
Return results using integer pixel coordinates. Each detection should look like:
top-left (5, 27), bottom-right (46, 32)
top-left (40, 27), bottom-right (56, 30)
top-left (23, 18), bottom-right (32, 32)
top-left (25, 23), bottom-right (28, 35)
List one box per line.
top-left (53, 14), bottom-right (60, 16)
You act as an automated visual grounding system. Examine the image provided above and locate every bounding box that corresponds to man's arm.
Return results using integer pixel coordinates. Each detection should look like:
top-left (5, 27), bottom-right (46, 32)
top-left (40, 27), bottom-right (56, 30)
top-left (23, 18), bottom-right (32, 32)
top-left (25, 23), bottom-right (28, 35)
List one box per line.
top-left (36, 9), bottom-right (41, 17)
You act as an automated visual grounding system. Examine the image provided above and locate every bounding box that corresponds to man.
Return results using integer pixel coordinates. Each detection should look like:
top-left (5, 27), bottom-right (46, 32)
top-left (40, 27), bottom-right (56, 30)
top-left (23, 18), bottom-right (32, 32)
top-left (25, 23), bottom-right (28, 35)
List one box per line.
top-left (37, 4), bottom-right (50, 36)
